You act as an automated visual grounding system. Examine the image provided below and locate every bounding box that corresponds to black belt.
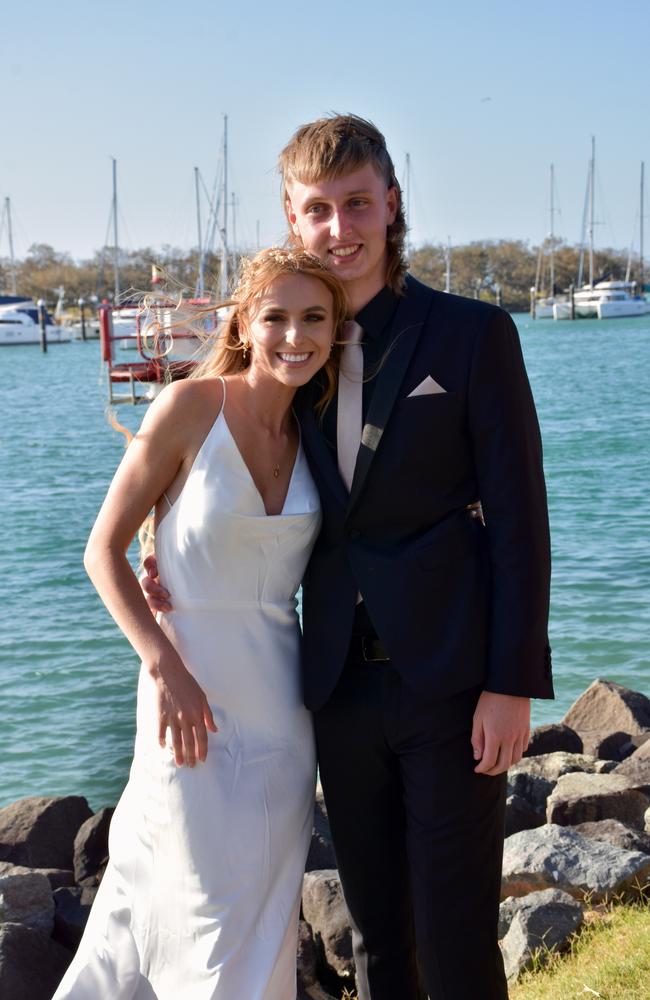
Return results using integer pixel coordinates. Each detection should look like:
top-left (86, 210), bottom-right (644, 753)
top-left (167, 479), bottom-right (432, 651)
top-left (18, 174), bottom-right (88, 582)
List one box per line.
top-left (348, 635), bottom-right (391, 663)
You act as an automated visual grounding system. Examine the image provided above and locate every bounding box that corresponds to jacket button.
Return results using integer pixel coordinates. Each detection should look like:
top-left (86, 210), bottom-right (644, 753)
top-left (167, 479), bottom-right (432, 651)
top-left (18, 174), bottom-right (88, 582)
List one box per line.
top-left (349, 529), bottom-right (361, 540)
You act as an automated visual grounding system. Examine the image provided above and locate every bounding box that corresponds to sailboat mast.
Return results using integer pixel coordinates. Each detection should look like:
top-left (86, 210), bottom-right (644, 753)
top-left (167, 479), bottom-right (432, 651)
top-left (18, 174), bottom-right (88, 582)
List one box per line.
top-left (588, 136), bottom-right (595, 288)
top-left (641, 162), bottom-right (645, 296)
top-left (231, 193), bottom-right (237, 259)
top-left (112, 157), bottom-right (120, 302)
top-left (195, 166), bottom-right (204, 297)
top-left (549, 164), bottom-right (555, 297)
top-left (444, 236), bottom-right (451, 293)
top-left (220, 114), bottom-right (229, 298)
top-left (5, 197), bottom-right (17, 295)
top-left (405, 152), bottom-right (411, 257)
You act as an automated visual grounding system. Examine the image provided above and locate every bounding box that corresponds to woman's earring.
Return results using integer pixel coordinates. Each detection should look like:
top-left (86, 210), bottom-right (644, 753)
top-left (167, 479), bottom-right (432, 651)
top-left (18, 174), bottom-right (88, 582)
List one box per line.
top-left (241, 341), bottom-right (250, 364)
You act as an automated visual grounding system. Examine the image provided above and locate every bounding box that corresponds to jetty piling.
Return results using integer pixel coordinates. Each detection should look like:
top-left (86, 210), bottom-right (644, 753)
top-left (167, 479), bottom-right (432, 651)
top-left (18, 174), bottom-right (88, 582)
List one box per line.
top-left (37, 300), bottom-right (47, 353)
top-left (78, 298), bottom-right (87, 341)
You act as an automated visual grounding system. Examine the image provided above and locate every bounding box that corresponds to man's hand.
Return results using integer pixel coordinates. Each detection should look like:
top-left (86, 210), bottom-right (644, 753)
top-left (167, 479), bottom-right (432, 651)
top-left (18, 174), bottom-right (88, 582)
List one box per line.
top-left (471, 691), bottom-right (530, 776)
top-left (141, 554), bottom-right (173, 614)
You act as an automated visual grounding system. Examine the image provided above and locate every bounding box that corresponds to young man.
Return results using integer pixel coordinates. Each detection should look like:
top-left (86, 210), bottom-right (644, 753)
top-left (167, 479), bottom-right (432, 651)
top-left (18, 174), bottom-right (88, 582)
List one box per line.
top-left (146, 115), bottom-right (553, 999)
top-left (281, 114), bottom-right (553, 1000)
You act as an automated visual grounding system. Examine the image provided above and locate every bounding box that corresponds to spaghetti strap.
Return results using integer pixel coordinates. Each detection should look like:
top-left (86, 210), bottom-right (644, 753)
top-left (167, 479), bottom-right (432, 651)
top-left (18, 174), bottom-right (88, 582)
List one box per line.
top-left (159, 375), bottom-right (226, 526)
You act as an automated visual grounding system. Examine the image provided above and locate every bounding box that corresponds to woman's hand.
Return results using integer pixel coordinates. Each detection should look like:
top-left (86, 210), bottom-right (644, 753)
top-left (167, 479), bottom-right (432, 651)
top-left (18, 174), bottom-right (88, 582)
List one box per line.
top-left (152, 655), bottom-right (218, 767)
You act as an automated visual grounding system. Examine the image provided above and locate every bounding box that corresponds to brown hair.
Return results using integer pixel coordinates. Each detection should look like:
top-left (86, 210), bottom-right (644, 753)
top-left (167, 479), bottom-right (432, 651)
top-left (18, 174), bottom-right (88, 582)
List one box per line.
top-left (279, 113), bottom-right (407, 294)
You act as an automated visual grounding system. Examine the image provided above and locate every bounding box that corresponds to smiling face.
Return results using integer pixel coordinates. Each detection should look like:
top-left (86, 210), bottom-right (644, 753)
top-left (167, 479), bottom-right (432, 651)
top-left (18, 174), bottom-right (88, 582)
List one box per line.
top-left (243, 272), bottom-right (335, 389)
top-left (285, 163), bottom-right (398, 312)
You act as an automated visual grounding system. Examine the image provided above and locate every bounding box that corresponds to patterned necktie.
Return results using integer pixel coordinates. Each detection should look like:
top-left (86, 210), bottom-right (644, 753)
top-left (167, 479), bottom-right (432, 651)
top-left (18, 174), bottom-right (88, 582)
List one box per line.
top-left (337, 320), bottom-right (364, 492)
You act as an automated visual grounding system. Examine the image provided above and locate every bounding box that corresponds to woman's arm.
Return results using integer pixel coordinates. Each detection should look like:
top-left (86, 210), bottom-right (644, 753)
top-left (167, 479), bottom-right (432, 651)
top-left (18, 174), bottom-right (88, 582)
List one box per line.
top-left (84, 380), bottom-right (218, 766)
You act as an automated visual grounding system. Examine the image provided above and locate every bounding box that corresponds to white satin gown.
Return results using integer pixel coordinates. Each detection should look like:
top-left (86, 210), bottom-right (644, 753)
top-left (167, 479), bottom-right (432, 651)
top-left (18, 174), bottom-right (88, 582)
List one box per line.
top-left (54, 385), bottom-right (321, 999)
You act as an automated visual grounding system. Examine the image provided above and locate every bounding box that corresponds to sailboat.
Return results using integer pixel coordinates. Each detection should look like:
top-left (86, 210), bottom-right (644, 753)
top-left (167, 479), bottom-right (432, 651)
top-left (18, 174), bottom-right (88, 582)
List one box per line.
top-left (532, 165), bottom-right (565, 319)
top-left (554, 143), bottom-right (649, 320)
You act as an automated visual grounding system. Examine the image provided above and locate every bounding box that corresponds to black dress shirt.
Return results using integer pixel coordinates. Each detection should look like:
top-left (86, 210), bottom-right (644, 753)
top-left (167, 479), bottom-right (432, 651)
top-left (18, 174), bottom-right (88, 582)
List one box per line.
top-left (321, 284), bottom-right (401, 451)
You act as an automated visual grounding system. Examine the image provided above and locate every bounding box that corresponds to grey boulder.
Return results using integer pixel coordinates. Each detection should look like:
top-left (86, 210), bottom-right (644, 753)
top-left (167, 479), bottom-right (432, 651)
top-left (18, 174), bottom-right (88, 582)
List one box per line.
top-left (508, 752), bottom-right (614, 815)
top-left (305, 786), bottom-right (337, 873)
top-left (73, 807), bottom-right (114, 887)
top-left (0, 869), bottom-right (54, 935)
top-left (569, 819), bottom-right (650, 855)
top-left (546, 771), bottom-right (650, 828)
top-left (302, 869), bottom-right (355, 987)
top-left (502, 824), bottom-right (650, 901)
top-left (0, 922), bottom-right (71, 1000)
top-left (524, 724), bottom-right (583, 757)
top-left (505, 794), bottom-right (544, 836)
top-left (562, 680), bottom-right (650, 756)
top-left (614, 738), bottom-right (650, 782)
top-left (0, 796), bottom-right (92, 870)
top-left (52, 886), bottom-right (97, 951)
top-left (0, 861), bottom-right (75, 890)
top-left (595, 730), bottom-right (641, 762)
top-left (297, 920), bottom-right (338, 999)
top-left (499, 889), bottom-right (583, 982)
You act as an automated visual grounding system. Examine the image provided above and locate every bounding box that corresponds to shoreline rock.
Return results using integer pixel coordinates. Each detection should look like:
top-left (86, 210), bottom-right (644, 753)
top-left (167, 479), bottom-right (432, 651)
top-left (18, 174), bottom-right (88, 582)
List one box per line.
top-left (1, 677), bottom-right (649, 995)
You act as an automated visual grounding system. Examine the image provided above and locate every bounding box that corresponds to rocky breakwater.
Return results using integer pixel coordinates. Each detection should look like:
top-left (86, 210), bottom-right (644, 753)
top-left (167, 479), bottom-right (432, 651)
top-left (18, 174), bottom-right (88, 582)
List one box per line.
top-left (1, 679), bottom-right (649, 998)
top-left (0, 797), bottom-right (113, 999)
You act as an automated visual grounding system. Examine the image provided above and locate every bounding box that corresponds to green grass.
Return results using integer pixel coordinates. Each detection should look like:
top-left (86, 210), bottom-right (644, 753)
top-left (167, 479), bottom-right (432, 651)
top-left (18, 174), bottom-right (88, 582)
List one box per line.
top-left (509, 900), bottom-right (650, 1000)
top-left (340, 901), bottom-right (650, 1000)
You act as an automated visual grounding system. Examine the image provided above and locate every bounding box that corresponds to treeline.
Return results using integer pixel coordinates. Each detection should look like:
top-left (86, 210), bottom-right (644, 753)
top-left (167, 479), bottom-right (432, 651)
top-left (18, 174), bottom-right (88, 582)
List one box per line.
top-left (0, 244), bottom-right (225, 309)
top-left (0, 239), bottom-right (642, 314)
top-left (409, 240), bottom-right (642, 311)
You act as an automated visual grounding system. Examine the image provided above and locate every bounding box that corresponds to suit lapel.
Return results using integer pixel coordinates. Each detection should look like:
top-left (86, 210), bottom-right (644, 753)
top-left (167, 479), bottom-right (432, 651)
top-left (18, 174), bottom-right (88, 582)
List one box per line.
top-left (346, 276), bottom-right (436, 517)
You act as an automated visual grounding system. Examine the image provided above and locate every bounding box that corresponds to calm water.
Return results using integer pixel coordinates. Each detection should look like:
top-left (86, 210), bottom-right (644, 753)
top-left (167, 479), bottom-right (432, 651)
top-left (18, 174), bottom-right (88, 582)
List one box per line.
top-left (1, 314), bottom-right (649, 810)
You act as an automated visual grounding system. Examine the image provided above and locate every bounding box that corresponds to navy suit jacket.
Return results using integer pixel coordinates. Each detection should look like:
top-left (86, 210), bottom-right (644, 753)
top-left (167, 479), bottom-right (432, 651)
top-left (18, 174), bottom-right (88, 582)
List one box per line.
top-left (297, 274), bottom-right (554, 711)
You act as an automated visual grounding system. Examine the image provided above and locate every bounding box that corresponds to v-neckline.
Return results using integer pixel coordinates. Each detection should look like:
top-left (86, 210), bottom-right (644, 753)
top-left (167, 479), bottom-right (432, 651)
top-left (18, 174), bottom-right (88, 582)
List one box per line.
top-left (219, 408), bottom-right (301, 518)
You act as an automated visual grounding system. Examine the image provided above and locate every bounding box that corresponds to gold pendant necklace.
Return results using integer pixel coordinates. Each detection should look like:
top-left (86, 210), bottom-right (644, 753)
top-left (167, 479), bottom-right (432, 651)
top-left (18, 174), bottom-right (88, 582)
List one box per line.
top-left (273, 464), bottom-right (280, 479)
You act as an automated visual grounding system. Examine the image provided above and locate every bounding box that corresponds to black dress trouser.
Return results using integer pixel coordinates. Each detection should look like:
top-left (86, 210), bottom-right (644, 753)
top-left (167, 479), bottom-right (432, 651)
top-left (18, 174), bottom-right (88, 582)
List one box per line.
top-left (314, 657), bottom-right (509, 1000)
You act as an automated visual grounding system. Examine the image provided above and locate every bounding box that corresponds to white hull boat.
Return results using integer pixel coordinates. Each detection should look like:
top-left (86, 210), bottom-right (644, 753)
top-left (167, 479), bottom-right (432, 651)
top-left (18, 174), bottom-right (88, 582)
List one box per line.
top-left (553, 281), bottom-right (650, 320)
top-left (0, 302), bottom-right (71, 345)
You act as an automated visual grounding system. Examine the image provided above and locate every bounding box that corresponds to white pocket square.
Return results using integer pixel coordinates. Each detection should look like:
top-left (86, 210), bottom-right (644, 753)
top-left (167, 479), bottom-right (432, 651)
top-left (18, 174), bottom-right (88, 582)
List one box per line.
top-left (407, 375), bottom-right (447, 398)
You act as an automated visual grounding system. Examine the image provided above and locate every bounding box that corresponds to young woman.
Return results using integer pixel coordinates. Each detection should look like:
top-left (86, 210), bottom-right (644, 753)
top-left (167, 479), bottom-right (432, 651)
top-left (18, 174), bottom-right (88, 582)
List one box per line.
top-left (53, 248), bottom-right (347, 999)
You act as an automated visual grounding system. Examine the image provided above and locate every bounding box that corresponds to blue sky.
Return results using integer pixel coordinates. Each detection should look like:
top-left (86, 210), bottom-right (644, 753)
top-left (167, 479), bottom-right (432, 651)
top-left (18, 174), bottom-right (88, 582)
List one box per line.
top-left (1, 0), bottom-right (648, 261)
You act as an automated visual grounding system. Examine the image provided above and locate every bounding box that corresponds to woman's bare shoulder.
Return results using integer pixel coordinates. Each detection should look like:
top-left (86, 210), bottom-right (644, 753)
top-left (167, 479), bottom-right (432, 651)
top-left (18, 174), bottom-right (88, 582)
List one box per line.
top-left (146, 376), bottom-right (223, 421)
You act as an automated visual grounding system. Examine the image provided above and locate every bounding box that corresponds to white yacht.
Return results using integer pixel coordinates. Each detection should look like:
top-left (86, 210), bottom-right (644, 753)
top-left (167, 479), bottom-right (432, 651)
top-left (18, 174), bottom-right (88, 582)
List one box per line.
top-left (0, 300), bottom-right (71, 345)
top-left (553, 280), bottom-right (650, 320)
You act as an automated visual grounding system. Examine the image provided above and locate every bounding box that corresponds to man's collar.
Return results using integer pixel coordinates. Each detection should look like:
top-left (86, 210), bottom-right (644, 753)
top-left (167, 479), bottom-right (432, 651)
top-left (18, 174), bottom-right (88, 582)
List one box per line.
top-left (354, 285), bottom-right (399, 340)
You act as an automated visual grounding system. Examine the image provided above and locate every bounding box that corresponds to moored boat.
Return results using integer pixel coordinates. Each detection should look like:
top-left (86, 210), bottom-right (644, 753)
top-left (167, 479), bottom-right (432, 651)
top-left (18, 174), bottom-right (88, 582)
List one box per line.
top-left (553, 280), bottom-right (649, 320)
top-left (0, 298), bottom-right (71, 345)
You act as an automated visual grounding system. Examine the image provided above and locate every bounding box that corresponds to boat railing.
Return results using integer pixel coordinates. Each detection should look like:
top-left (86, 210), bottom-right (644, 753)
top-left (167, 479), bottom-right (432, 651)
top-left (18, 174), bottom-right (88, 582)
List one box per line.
top-left (100, 305), bottom-right (201, 405)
